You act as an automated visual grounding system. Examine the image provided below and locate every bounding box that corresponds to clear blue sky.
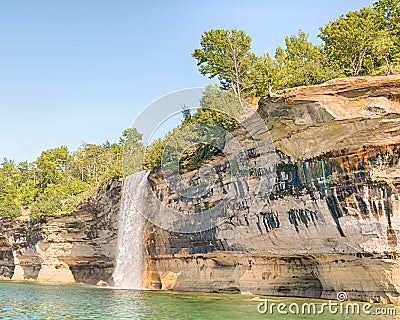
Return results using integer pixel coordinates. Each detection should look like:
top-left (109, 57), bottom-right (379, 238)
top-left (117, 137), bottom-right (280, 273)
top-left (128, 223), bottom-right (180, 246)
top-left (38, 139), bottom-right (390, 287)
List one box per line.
top-left (0, 0), bottom-right (373, 163)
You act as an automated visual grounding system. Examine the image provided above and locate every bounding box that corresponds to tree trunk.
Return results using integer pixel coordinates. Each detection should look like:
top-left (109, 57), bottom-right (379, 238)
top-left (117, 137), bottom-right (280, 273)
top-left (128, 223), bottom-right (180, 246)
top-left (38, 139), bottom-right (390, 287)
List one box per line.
top-left (227, 35), bottom-right (244, 107)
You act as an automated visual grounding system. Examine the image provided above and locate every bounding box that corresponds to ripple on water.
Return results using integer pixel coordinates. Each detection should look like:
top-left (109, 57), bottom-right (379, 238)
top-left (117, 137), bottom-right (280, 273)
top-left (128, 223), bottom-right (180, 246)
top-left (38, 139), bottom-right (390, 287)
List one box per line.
top-left (0, 282), bottom-right (399, 320)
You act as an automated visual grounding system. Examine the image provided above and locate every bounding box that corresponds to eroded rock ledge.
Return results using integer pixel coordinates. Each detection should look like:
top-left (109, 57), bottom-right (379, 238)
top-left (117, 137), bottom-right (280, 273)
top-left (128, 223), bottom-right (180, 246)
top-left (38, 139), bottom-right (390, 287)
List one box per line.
top-left (258, 75), bottom-right (400, 159)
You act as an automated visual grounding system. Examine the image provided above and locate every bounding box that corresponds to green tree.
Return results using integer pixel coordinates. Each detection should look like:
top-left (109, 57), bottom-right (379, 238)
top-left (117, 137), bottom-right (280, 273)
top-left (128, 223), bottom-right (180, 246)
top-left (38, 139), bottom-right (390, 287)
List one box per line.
top-left (181, 106), bottom-right (192, 124)
top-left (71, 142), bottom-right (122, 184)
top-left (196, 84), bottom-right (242, 124)
top-left (30, 178), bottom-right (87, 219)
top-left (0, 129), bottom-right (146, 219)
top-left (36, 146), bottom-right (70, 189)
top-left (17, 161), bottom-right (39, 208)
top-left (0, 188), bottom-right (20, 219)
top-left (0, 159), bottom-right (21, 219)
top-left (278, 30), bottom-right (338, 87)
top-left (373, 29), bottom-right (398, 74)
top-left (248, 31), bottom-right (337, 97)
top-left (374, 0), bottom-right (400, 31)
top-left (248, 52), bottom-right (286, 97)
top-left (144, 132), bottom-right (175, 171)
top-left (119, 128), bottom-right (144, 176)
top-left (192, 29), bottom-right (256, 106)
top-left (373, 0), bottom-right (400, 73)
top-left (319, 7), bottom-right (387, 76)
top-left (119, 128), bottom-right (143, 154)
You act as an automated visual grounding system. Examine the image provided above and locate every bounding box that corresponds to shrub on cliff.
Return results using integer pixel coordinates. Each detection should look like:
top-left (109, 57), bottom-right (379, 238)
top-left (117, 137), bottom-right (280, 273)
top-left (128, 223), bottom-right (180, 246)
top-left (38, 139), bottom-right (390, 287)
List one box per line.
top-left (30, 181), bottom-right (86, 218)
top-left (144, 85), bottom-right (241, 172)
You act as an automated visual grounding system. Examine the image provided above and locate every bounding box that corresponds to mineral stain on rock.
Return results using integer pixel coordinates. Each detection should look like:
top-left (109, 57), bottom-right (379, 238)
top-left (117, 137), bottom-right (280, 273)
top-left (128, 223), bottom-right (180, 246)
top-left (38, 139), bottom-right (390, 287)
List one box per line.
top-left (143, 75), bottom-right (400, 304)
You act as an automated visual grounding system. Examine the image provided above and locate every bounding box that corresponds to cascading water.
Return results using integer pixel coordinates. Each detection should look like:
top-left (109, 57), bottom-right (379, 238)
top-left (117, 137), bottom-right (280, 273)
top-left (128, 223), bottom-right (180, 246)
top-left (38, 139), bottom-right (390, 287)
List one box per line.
top-left (112, 170), bottom-right (149, 289)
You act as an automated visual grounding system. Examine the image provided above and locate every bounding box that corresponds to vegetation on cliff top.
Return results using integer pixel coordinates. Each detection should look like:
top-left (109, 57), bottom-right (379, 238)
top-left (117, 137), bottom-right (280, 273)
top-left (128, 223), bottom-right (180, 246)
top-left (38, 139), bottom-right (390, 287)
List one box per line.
top-left (144, 85), bottom-right (241, 171)
top-left (147, 0), bottom-right (400, 171)
top-left (0, 128), bottom-right (143, 219)
top-left (192, 0), bottom-right (400, 105)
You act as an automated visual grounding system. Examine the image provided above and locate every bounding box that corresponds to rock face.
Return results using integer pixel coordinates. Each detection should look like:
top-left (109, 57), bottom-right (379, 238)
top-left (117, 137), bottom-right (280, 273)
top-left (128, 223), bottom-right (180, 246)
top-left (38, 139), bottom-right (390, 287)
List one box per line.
top-left (0, 181), bottom-right (120, 285)
top-left (259, 75), bottom-right (400, 159)
top-left (142, 75), bottom-right (400, 304)
top-left (0, 75), bottom-right (399, 304)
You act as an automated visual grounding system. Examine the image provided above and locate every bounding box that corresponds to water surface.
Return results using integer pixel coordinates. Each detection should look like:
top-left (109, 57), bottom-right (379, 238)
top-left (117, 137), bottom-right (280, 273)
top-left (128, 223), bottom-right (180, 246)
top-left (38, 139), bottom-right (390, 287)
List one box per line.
top-left (0, 282), bottom-right (398, 319)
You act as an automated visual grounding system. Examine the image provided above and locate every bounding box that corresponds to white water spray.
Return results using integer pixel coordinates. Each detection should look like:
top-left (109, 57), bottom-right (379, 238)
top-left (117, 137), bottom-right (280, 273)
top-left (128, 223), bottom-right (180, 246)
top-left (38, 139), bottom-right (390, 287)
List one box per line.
top-left (113, 171), bottom-right (149, 289)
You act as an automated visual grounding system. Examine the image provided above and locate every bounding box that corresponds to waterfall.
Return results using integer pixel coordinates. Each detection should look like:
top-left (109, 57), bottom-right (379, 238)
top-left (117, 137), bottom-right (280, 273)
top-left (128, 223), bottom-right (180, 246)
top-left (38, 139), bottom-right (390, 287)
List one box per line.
top-left (112, 170), bottom-right (149, 289)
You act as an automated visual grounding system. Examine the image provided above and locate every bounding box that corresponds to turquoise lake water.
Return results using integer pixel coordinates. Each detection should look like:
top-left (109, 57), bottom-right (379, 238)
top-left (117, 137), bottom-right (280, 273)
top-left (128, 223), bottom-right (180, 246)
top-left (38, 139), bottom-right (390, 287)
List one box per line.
top-left (0, 281), bottom-right (399, 319)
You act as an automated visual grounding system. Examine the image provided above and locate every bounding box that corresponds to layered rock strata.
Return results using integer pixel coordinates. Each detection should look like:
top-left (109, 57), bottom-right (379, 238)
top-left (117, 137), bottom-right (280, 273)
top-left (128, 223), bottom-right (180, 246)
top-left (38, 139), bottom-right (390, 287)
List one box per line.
top-left (143, 75), bottom-right (400, 304)
top-left (0, 181), bottom-right (120, 285)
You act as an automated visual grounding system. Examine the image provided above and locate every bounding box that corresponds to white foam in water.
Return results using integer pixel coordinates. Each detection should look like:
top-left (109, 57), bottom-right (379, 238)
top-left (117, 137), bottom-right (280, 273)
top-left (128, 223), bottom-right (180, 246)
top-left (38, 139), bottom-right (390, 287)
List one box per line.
top-left (113, 171), bottom-right (149, 289)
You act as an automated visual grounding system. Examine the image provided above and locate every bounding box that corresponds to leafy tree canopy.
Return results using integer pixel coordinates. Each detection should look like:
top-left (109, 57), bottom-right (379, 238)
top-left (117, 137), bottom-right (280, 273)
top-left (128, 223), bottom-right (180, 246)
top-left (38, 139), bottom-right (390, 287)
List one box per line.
top-left (0, 129), bottom-right (143, 220)
top-left (192, 29), bottom-right (256, 105)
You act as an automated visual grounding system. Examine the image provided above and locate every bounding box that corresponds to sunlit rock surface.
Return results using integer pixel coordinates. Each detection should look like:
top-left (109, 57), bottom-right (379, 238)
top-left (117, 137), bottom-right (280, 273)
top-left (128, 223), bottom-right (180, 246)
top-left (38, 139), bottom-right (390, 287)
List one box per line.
top-left (143, 75), bottom-right (400, 304)
top-left (0, 181), bottom-right (120, 285)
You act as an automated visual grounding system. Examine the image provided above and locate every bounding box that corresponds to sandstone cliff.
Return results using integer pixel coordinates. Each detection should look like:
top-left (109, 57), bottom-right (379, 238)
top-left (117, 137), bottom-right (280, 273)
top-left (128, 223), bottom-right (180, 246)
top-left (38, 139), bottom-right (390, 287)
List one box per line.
top-left (0, 181), bottom-right (121, 285)
top-left (143, 75), bottom-right (400, 304)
